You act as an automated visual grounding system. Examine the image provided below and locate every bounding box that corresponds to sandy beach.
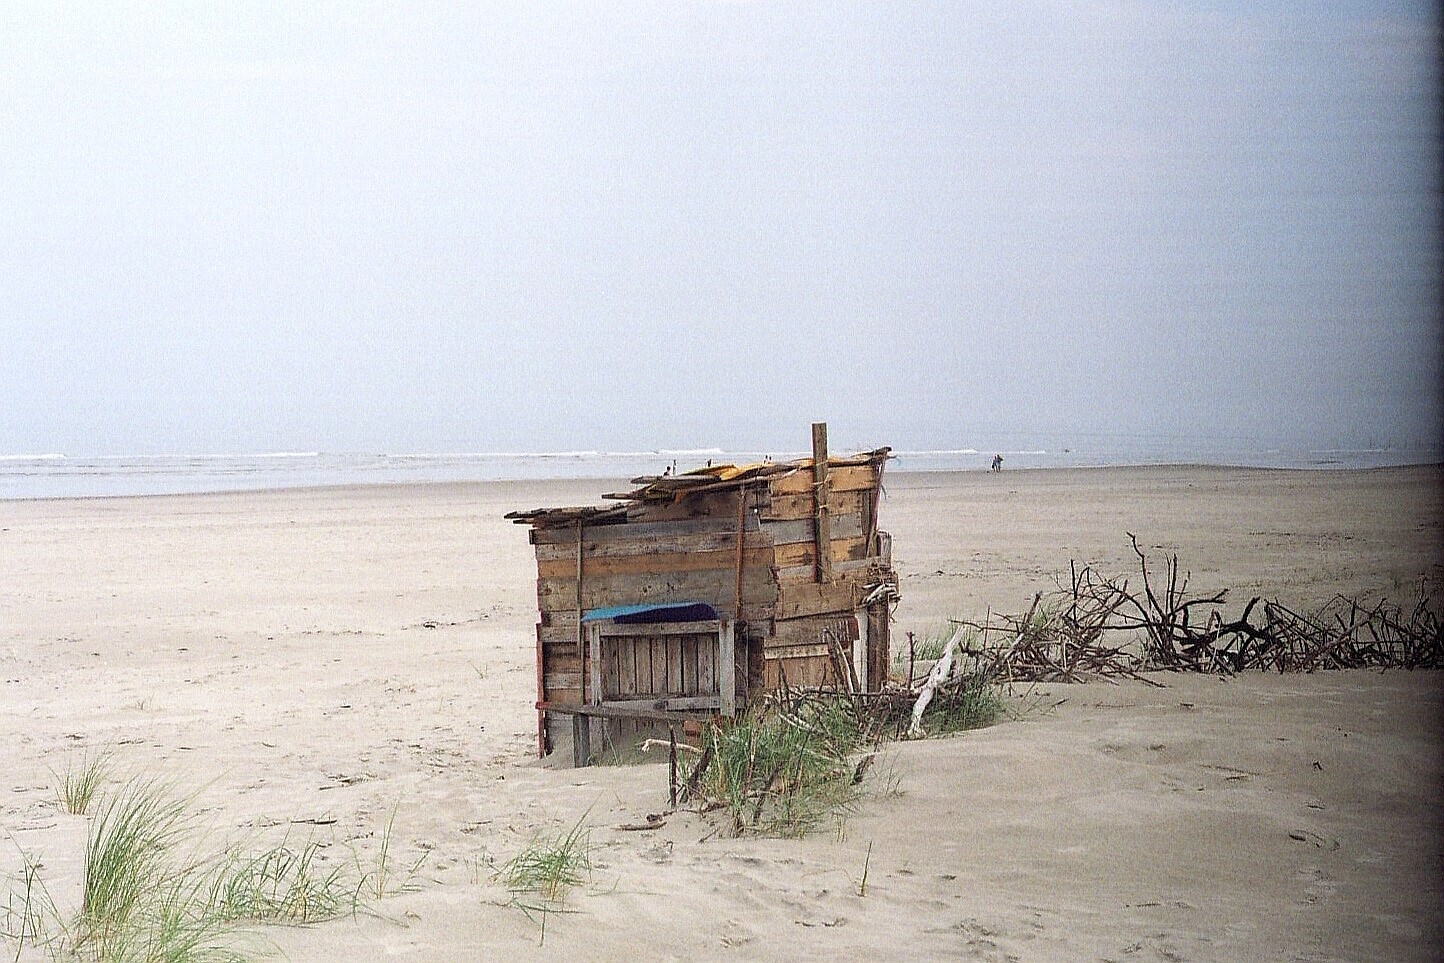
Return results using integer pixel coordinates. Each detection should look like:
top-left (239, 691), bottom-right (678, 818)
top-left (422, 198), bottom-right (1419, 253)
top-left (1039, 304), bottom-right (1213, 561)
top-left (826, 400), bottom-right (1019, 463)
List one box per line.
top-left (2, 464), bottom-right (1441, 962)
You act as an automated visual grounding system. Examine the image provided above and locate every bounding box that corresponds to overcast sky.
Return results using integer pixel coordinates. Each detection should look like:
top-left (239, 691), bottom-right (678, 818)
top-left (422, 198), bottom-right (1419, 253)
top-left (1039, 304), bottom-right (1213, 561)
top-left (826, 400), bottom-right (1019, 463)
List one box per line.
top-left (2, 2), bottom-right (1438, 456)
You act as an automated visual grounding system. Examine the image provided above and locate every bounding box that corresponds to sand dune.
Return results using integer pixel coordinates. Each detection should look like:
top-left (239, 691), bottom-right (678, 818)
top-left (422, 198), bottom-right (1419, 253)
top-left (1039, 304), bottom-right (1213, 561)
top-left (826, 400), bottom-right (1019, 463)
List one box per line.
top-left (2, 466), bottom-right (1440, 961)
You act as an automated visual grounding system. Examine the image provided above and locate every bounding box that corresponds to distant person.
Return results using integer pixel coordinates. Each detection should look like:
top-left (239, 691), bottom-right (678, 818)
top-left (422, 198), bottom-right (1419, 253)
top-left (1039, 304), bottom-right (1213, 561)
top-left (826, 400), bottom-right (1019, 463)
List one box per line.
top-left (991, 453), bottom-right (1003, 472)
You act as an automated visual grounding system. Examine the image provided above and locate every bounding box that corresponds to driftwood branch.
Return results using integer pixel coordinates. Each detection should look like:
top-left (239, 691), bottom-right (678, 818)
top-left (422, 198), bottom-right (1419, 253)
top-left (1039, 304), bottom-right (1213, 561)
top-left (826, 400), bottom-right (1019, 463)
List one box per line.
top-left (922, 540), bottom-right (1441, 685)
top-left (908, 623), bottom-right (967, 735)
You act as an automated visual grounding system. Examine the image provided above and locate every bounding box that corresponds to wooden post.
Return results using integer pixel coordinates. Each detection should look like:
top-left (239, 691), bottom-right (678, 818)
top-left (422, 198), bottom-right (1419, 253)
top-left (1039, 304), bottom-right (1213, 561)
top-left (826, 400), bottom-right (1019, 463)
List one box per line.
top-left (587, 621), bottom-right (604, 760)
top-left (733, 485), bottom-right (748, 619)
top-left (572, 712), bottom-right (591, 767)
top-left (575, 520), bottom-right (585, 659)
top-left (587, 622), bottom-right (603, 706)
top-left (719, 619), bottom-right (736, 717)
top-left (811, 422), bottom-right (832, 583)
top-left (536, 625), bottom-right (547, 758)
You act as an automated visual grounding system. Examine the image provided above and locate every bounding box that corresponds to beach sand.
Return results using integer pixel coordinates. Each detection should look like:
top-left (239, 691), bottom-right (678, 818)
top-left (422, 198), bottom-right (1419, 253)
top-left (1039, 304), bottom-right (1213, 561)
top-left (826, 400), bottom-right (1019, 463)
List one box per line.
top-left (2, 465), bottom-right (1441, 961)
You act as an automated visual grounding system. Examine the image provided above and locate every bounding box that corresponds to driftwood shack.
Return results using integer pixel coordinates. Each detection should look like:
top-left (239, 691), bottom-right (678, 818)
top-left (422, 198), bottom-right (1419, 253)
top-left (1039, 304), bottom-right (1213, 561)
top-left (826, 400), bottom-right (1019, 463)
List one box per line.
top-left (507, 424), bottom-right (898, 765)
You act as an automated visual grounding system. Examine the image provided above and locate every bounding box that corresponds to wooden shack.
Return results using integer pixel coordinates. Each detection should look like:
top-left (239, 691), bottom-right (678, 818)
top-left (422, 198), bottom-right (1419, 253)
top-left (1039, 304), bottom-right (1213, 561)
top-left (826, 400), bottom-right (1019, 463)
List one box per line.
top-left (507, 425), bottom-right (898, 765)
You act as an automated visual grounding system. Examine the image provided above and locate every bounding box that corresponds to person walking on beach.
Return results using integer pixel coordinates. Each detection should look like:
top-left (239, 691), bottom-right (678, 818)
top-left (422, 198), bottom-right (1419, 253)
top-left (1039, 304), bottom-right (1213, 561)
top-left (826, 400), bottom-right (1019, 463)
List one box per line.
top-left (991, 453), bottom-right (1003, 472)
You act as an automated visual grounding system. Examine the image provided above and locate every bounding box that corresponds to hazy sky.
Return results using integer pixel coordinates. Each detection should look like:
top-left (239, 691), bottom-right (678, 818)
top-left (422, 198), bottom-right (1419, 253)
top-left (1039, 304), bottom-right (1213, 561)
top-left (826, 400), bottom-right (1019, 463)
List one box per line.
top-left (2, 2), bottom-right (1438, 455)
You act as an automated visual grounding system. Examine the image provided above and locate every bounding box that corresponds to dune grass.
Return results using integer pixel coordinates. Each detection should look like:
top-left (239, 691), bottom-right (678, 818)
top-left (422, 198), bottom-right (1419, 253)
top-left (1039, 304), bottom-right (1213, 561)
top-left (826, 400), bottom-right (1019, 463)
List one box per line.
top-left (2, 853), bottom-right (59, 962)
top-left (3, 773), bottom-right (422, 963)
top-left (62, 776), bottom-right (245, 962)
top-left (355, 797), bottom-right (428, 903)
top-left (686, 661), bottom-right (1010, 837)
top-left (496, 816), bottom-right (593, 946)
top-left (692, 694), bottom-right (873, 838)
top-left (213, 840), bottom-right (348, 926)
top-left (498, 816), bottom-right (592, 905)
top-left (55, 748), bottom-right (114, 817)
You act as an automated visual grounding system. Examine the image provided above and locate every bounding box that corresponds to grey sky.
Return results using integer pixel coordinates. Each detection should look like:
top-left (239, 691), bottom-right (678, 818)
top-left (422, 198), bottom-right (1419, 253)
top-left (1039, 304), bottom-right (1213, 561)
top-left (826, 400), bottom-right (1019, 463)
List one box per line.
top-left (2, 2), bottom-right (1438, 455)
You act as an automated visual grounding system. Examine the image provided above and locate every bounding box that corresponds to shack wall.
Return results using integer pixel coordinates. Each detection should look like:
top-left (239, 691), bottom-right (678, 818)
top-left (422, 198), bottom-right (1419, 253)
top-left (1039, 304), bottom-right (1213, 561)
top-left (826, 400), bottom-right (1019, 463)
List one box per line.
top-left (529, 490), bottom-right (771, 756)
top-left (755, 461), bottom-right (891, 692)
top-left (522, 453), bottom-right (895, 761)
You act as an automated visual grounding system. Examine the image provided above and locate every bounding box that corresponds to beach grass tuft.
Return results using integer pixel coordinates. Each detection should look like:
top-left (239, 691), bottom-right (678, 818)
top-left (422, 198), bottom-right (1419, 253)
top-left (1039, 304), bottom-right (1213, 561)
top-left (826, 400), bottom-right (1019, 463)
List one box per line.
top-left (357, 797), bottom-right (428, 902)
top-left (78, 776), bottom-right (195, 952)
top-left (496, 815), bottom-right (593, 946)
top-left (55, 747), bottom-right (114, 816)
top-left (214, 839), bottom-right (349, 925)
top-left (2, 852), bottom-right (61, 961)
top-left (498, 816), bottom-right (592, 905)
top-left (692, 693), bottom-right (873, 838)
top-left (72, 776), bottom-right (246, 962)
top-left (4, 772), bottom-right (420, 962)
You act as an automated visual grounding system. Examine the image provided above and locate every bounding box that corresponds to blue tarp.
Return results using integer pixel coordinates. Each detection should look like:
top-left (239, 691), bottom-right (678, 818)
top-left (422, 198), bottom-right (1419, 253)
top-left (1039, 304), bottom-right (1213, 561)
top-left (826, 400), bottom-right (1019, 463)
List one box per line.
top-left (581, 601), bottom-right (720, 624)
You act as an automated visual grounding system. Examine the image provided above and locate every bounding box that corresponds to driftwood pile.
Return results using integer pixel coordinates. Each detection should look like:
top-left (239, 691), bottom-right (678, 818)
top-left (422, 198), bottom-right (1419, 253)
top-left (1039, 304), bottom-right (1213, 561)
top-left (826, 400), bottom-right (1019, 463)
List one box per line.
top-left (925, 534), bottom-right (1443, 688)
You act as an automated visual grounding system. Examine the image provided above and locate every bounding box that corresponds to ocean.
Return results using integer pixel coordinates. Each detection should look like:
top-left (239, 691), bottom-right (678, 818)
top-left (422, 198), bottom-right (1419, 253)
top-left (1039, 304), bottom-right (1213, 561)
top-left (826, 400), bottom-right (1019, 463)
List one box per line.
top-left (2, 445), bottom-right (1438, 501)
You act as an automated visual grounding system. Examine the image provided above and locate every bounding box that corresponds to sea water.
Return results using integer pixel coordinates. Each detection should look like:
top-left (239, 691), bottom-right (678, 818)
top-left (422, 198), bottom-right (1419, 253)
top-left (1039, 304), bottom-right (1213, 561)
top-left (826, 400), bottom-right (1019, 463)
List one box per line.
top-left (1, 444), bottom-right (1438, 501)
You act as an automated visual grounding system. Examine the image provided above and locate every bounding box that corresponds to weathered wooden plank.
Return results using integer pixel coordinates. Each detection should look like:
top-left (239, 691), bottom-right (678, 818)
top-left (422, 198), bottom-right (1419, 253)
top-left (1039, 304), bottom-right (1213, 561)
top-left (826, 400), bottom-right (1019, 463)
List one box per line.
top-left (546, 685), bottom-right (582, 704)
top-left (664, 694), bottom-right (720, 711)
top-left (772, 537), bottom-right (871, 570)
top-left (634, 639), bottom-right (651, 695)
top-left (617, 637), bottom-right (636, 697)
top-left (867, 603), bottom-right (890, 692)
top-left (537, 700), bottom-right (716, 723)
top-left (535, 530), bottom-right (771, 563)
top-left (768, 463), bottom-right (878, 496)
top-left (855, 608), bottom-right (869, 693)
top-left (667, 638), bottom-right (684, 694)
top-left (774, 566), bottom-right (874, 585)
top-left (544, 671), bottom-right (582, 691)
top-left (874, 530), bottom-right (892, 567)
top-left (763, 655), bottom-right (834, 690)
top-left (762, 512), bottom-right (864, 546)
top-left (648, 638), bottom-right (666, 695)
top-left (603, 638), bottom-right (621, 700)
top-left (683, 637), bottom-right (700, 695)
top-left (775, 580), bottom-right (859, 621)
top-left (591, 620), bottom-right (722, 637)
top-left (646, 638), bottom-right (663, 696)
top-left (625, 489), bottom-right (746, 524)
top-left (587, 623), bottom-right (602, 705)
top-left (592, 695), bottom-right (722, 712)
top-left (766, 613), bottom-right (859, 648)
top-left (762, 642), bottom-right (831, 661)
top-left (536, 568), bottom-right (777, 614)
top-left (573, 713), bottom-right (590, 767)
top-left (811, 423), bottom-right (832, 583)
top-left (774, 562), bottom-right (883, 585)
top-left (759, 489), bottom-right (865, 522)
top-left (544, 650), bottom-right (582, 674)
top-left (530, 515), bottom-right (760, 546)
top-left (540, 605), bottom-right (774, 632)
top-left (634, 639), bottom-right (652, 696)
top-left (698, 639), bottom-right (716, 696)
top-left (537, 546), bottom-right (774, 579)
top-left (535, 624), bottom-right (546, 755)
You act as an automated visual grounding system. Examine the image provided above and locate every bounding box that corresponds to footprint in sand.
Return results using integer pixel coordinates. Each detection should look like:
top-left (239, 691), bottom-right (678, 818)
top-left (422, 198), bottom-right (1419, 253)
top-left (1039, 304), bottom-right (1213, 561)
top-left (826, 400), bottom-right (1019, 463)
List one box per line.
top-left (929, 918), bottom-right (1019, 962)
top-left (1287, 828), bottom-right (1340, 851)
top-left (1295, 865), bottom-right (1338, 905)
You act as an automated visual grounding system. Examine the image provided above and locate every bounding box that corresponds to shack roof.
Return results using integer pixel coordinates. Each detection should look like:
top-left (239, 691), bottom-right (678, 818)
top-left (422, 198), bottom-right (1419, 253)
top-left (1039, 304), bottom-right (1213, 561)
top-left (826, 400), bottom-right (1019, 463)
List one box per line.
top-left (505, 447), bottom-right (890, 528)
